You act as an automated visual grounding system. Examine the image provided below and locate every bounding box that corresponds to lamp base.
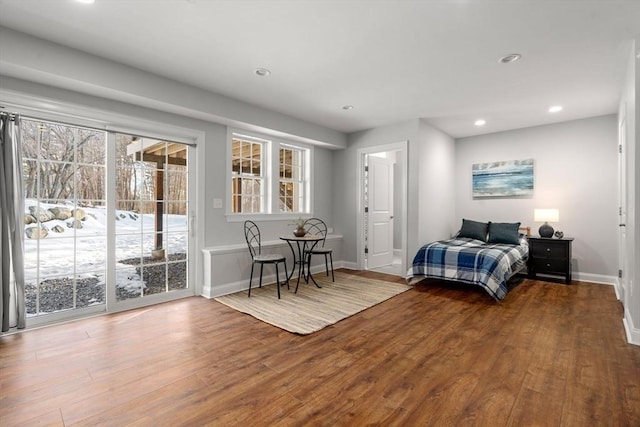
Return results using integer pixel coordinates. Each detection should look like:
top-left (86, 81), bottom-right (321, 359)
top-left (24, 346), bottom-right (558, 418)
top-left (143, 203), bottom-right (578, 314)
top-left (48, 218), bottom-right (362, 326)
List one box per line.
top-left (539, 222), bottom-right (554, 238)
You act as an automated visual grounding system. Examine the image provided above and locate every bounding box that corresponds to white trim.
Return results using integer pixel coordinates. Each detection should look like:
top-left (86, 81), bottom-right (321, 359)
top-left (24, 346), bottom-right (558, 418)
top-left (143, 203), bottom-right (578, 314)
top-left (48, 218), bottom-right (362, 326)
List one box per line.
top-left (2, 88), bottom-right (203, 325)
top-left (624, 309), bottom-right (640, 346)
top-left (225, 212), bottom-right (319, 223)
top-left (25, 304), bottom-right (106, 328)
top-left (572, 272), bottom-right (618, 286)
top-left (0, 89), bottom-right (200, 144)
top-left (203, 258), bottom-right (352, 298)
top-left (203, 234), bottom-right (342, 255)
top-left (226, 126), bottom-right (314, 219)
top-left (202, 234), bottom-right (342, 298)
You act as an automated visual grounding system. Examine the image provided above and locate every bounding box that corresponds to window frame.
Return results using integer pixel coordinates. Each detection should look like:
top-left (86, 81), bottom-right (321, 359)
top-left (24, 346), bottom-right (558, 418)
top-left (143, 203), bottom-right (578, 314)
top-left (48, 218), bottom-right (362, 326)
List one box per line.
top-left (230, 133), bottom-right (267, 215)
top-left (278, 143), bottom-right (308, 214)
top-left (2, 95), bottom-right (202, 328)
top-left (226, 128), bottom-right (312, 222)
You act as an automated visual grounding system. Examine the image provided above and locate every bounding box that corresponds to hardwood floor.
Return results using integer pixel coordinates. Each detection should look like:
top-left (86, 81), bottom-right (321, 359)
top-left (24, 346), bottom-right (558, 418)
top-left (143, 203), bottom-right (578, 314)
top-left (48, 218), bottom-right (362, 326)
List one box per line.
top-left (1, 269), bottom-right (639, 426)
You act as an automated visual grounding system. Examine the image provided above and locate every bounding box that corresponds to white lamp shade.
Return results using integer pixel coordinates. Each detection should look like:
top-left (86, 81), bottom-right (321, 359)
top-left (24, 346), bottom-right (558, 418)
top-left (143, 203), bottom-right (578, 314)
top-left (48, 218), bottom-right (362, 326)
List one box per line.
top-left (534, 208), bottom-right (559, 223)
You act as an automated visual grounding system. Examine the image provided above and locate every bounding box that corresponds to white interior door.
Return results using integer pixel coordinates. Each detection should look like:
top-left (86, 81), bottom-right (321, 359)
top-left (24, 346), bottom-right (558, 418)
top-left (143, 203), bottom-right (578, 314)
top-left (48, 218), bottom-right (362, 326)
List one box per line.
top-left (367, 155), bottom-right (394, 269)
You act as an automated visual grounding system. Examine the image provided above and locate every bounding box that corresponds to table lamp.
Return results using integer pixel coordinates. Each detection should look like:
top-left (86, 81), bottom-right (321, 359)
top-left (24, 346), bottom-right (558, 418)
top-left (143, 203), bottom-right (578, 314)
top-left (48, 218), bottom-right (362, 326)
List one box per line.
top-left (534, 208), bottom-right (559, 238)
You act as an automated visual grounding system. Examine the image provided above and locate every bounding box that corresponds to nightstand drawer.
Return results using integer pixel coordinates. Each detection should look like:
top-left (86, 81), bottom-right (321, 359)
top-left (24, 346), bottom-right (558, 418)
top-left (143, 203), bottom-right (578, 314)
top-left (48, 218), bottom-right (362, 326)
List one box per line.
top-left (531, 242), bottom-right (567, 259)
top-left (531, 258), bottom-right (567, 273)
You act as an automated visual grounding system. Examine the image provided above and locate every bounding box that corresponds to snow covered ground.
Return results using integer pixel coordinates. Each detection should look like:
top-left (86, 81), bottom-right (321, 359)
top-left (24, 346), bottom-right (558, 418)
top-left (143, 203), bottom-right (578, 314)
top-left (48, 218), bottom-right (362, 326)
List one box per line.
top-left (24, 200), bottom-right (188, 314)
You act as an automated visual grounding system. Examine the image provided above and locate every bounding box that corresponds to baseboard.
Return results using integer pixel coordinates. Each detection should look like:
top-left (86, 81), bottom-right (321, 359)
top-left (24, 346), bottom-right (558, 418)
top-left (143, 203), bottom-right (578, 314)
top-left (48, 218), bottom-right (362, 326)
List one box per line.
top-left (572, 272), bottom-right (617, 286)
top-left (202, 235), bottom-right (344, 298)
top-left (203, 273), bottom-right (290, 298)
top-left (623, 309), bottom-right (640, 346)
top-left (340, 261), bottom-right (359, 270)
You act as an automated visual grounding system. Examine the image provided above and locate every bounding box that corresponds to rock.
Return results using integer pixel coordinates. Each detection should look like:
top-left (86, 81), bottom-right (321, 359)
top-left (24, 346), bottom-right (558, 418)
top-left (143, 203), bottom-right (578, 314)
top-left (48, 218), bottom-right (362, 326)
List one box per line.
top-left (28, 206), bottom-right (54, 222)
top-left (72, 208), bottom-right (86, 221)
top-left (67, 220), bottom-right (83, 229)
top-left (24, 214), bottom-right (36, 225)
top-left (52, 225), bottom-right (65, 233)
top-left (25, 226), bottom-right (48, 239)
top-left (49, 207), bottom-right (73, 220)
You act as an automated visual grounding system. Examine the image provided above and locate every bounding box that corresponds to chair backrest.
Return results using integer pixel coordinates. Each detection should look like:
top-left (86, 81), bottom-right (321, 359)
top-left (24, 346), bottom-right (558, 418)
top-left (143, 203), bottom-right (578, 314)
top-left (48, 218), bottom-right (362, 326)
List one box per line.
top-left (244, 220), bottom-right (261, 257)
top-left (303, 218), bottom-right (328, 246)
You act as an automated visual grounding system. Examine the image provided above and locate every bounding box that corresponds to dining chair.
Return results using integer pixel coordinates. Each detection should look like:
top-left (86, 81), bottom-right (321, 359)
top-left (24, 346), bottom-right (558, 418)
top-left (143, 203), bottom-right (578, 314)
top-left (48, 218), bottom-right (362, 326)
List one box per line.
top-left (303, 218), bottom-right (334, 282)
top-left (244, 220), bottom-right (289, 298)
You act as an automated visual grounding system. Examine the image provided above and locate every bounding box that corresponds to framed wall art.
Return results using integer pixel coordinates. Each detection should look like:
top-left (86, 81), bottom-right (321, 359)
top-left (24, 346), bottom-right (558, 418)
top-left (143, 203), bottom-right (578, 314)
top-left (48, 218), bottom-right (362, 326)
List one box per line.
top-left (472, 158), bottom-right (534, 197)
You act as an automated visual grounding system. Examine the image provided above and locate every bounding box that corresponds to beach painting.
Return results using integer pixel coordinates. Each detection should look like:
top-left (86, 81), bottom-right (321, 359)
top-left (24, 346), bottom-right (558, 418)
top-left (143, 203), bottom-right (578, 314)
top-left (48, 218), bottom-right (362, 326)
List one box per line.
top-left (472, 158), bottom-right (534, 197)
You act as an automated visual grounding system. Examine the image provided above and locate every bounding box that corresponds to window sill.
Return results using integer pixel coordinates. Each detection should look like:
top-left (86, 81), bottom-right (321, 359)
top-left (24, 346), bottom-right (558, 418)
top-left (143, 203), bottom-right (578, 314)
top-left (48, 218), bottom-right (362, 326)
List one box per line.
top-left (225, 213), bottom-right (313, 223)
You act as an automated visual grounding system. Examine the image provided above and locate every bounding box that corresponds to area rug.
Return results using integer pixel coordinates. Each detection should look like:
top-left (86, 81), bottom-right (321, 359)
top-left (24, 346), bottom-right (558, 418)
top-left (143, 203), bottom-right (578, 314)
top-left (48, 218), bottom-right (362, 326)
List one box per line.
top-left (214, 271), bottom-right (411, 335)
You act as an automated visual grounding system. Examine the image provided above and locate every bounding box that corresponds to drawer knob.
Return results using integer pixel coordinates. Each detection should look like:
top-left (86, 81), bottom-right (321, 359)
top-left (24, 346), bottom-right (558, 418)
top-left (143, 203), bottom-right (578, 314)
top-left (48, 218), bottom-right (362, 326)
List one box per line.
top-left (546, 248), bottom-right (551, 252)
top-left (546, 263), bottom-right (551, 267)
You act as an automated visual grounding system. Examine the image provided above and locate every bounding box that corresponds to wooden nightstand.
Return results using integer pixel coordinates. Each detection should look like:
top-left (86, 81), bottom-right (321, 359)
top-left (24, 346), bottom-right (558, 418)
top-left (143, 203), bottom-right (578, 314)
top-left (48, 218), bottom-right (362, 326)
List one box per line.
top-left (527, 237), bottom-right (573, 284)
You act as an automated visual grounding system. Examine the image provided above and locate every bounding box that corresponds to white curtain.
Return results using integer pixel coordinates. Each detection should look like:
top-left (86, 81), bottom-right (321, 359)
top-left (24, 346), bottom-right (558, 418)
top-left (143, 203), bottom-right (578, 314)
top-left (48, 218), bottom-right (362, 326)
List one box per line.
top-left (0, 113), bottom-right (25, 332)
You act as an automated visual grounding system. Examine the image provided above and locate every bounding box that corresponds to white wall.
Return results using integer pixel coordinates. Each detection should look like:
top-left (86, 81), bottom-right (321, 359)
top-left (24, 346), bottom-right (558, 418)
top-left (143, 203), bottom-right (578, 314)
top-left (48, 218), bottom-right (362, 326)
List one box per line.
top-left (0, 28), bottom-right (341, 298)
top-left (0, 26), bottom-right (346, 149)
top-left (338, 119), bottom-right (456, 267)
top-left (456, 115), bottom-right (619, 283)
top-left (336, 120), bottom-right (419, 265)
top-left (417, 119), bottom-right (457, 247)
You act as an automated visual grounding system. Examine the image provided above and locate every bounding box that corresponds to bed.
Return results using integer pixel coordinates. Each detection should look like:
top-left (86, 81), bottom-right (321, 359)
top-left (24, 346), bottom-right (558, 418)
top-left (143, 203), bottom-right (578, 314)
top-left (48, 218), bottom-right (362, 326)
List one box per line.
top-left (406, 220), bottom-right (530, 301)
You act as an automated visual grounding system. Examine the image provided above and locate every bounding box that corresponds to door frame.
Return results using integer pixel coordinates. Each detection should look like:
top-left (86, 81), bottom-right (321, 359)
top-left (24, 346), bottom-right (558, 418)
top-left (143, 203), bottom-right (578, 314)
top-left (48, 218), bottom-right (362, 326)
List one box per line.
top-left (366, 154), bottom-right (394, 269)
top-left (105, 132), bottom-right (198, 315)
top-left (617, 112), bottom-right (628, 304)
top-left (356, 141), bottom-right (408, 275)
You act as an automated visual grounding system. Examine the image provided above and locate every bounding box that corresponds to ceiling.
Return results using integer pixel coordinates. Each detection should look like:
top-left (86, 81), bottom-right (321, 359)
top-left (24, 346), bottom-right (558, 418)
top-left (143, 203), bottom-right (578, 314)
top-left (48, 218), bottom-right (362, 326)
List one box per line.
top-left (0, 0), bottom-right (639, 138)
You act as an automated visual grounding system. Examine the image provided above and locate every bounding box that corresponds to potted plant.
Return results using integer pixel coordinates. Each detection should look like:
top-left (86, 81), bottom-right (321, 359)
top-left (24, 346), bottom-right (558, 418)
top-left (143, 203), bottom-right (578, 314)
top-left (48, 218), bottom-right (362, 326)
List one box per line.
top-left (290, 217), bottom-right (307, 237)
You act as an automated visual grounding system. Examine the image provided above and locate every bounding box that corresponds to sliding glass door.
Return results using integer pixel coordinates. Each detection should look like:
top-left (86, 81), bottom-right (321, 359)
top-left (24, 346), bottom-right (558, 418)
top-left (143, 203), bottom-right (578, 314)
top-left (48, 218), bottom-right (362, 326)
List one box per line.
top-left (114, 133), bottom-right (189, 303)
top-left (21, 118), bottom-right (193, 323)
top-left (22, 118), bottom-right (107, 318)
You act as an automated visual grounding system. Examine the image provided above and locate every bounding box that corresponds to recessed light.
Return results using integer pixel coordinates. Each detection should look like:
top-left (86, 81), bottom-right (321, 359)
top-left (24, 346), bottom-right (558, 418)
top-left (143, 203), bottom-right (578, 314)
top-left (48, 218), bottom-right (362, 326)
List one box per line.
top-left (76, 0), bottom-right (95, 4)
top-left (254, 68), bottom-right (271, 77)
top-left (342, 105), bottom-right (354, 110)
top-left (548, 105), bottom-right (563, 113)
top-left (498, 53), bottom-right (522, 64)
top-left (474, 119), bottom-right (486, 126)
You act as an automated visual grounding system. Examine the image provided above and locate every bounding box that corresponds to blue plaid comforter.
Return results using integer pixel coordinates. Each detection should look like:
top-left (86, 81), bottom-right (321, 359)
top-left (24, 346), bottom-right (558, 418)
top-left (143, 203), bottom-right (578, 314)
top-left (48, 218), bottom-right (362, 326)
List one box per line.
top-left (406, 237), bottom-right (529, 300)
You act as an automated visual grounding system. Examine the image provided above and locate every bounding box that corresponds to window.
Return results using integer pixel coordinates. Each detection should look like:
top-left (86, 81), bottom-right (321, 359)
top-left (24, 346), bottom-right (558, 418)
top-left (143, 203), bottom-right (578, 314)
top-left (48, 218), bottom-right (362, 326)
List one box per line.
top-left (279, 145), bottom-right (305, 213)
top-left (22, 118), bottom-right (107, 317)
top-left (231, 136), bottom-right (264, 213)
top-left (228, 130), bottom-right (311, 218)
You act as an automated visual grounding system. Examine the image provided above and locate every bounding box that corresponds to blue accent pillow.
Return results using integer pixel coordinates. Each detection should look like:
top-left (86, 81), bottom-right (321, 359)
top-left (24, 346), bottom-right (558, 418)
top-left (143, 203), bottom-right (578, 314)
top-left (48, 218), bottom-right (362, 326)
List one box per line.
top-left (487, 222), bottom-right (521, 245)
top-left (457, 219), bottom-right (489, 242)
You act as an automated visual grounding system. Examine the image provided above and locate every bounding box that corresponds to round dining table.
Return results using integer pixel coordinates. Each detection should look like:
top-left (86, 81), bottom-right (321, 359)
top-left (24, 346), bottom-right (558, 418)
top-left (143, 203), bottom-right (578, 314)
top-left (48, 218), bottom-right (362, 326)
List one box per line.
top-left (279, 234), bottom-right (323, 292)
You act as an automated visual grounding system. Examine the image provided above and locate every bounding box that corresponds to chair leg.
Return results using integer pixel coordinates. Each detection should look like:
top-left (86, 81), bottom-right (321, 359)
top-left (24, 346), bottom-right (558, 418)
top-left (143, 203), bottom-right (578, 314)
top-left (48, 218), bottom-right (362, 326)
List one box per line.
top-left (283, 260), bottom-right (290, 289)
top-left (248, 262), bottom-right (255, 297)
top-left (275, 263), bottom-right (281, 299)
top-left (259, 264), bottom-right (264, 288)
top-left (324, 254), bottom-right (330, 277)
top-left (329, 253), bottom-right (334, 282)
